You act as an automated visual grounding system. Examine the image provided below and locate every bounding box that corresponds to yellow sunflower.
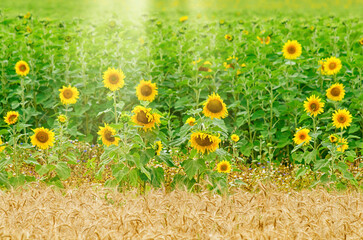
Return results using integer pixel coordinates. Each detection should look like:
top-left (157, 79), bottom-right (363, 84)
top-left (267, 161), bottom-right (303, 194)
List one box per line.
top-left (282, 40), bottom-right (302, 60)
top-left (225, 34), bottom-right (233, 41)
top-left (190, 132), bottom-right (221, 154)
top-left (304, 95), bottom-right (324, 117)
top-left (231, 134), bottom-right (239, 142)
top-left (185, 117), bottom-right (196, 126)
top-left (198, 61), bottom-right (213, 72)
top-left (131, 106), bottom-right (161, 132)
top-left (336, 138), bottom-right (348, 152)
top-left (30, 127), bottom-right (55, 150)
top-left (59, 85), bottom-right (79, 105)
top-left (293, 128), bottom-right (311, 146)
top-left (329, 134), bottom-right (338, 143)
top-left (217, 160), bottom-right (231, 173)
top-left (203, 93), bottom-right (228, 119)
top-left (4, 111), bottom-right (19, 125)
top-left (359, 38), bottom-right (363, 45)
top-left (136, 80), bottom-right (158, 102)
top-left (102, 67), bottom-right (125, 91)
top-left (15, 60), bottom-right (30, 77)
top-left (0, 137), bottom-right (5, 153)
top-left (155, 141), bottom-right (163, 155)
top-left (323, 57), bottom-right (342, 75)
top-left (257, 36), bottom-right (271, 44)
top-left (326, 83), bottom-right (345, 101)
top-left (332, 109), bottom-right (352, 129)
top-left (97, 124), bottom-right (120, 147)
top-left (318, 59), bottom-right (328, 75)
top-left (57, 114), bottom-right (67, 123)
top-left (179, 16), bottom-right (188, 22)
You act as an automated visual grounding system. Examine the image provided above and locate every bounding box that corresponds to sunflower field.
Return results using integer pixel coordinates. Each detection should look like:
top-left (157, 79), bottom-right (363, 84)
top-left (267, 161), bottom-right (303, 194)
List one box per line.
top-left (0, 0), bottom-right (362, 193)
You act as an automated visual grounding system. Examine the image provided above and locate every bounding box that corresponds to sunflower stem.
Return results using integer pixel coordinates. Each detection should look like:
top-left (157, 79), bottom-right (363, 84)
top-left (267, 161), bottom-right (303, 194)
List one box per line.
top-left (20, 76), bottom-right (27, 142)
top-left (114, 91), bottom-right (118, 124)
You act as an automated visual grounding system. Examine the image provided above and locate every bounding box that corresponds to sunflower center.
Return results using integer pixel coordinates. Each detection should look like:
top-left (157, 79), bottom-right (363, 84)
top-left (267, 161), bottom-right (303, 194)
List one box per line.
top-left (287, 45), bottom-right (296, 54)
top-left (19, 64), bottom-right (26, 72)
top-left (331, 87), bottom-right (340, 96)
top-left (220, 164), bottom-right (228, 171)
top-left (63, 89), bottom-right (73, 99)
top-left (36, 131), bottom-right (49, 143)
top-left (104, 130), bottom-right (115, 142)
top-left (109, 74), bottom-right (119, 84)
top-left (338, 115), bottom-right (346, 123)
top-left (195, 135), bottom-right (213, 146)
top-left (137, 110), bottom-right (152, 124)
top-left (9, 114), bottom-right (17, 122)
top-left (140, 85), bottom-right (152, 96)
top-left (299, 134), bottom-right (306, 140)
top-left (198, 66), bottom-right (210, 72)
top-left (310, 103), bottom-right (317, 111)
top-left (329, 62), bottom-right (336, 70)
top-left (207, 100), bottom-right (223, 113)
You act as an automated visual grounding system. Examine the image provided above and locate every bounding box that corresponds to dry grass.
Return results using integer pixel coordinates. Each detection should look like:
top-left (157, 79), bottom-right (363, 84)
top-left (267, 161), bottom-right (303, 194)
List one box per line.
top-left (0, 185), bottom-right (362, 239)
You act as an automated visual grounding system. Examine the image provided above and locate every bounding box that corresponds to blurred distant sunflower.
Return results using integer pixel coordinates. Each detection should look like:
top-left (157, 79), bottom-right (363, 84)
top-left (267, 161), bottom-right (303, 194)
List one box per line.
top-left (304, 95), bottom-right (324, 117)
top-left (97, 124), bottom-right (119, 147)
top-left (31, 127), bottom-right (55, 150)
top-left (57, 114), bottom-right (67, 123)
top-left (24, 12), bottom-right (31, 19)
top-left (293, 128), bottom-right (311, 146)
top-left (155, 141), bottom-right (163, 155)
top-left (190, 132), bottom-right (220, 154)
top-left (198, 61), bottom-right (212, 72)
top-left (132, 106), bottom-right (161, 131)
top-left (4, 111), bottom-right (19, 125)
top-left (282, 40), bottom-right (302, 59)
top-left (0, 137), bottom-right (5, 152)
top-left (318, 59), bottom-right (328, 75)
top-left (329, 134), bottom-right (338, 143)
top-left (102, 67), bottom-right (125, 91)
top-left (225, 34), bottom-right (233, 42)
top-left (15, 60), bottom-right (30, 76)
top-left (179, 16), bottom-right (188, 22)
top-left (185, 117), bottom-right (196, 126)
top-left (136, 80), bottom-right (158, 102)
top-left (323, 57), bottom-right (342, 75)
top-left (217, 160), bottom-right (231, 173)
top-left (203, 93), bottom-right (228, 119)
top-left (59, 85), bottom-right (79, 105)
top-left (257, 36), bottom-right (270, 44)
top-left (359, 38), bottom-right (363, 45)
top-left (336, 138), bottom-right (348, 152)
top-left (332, 109), bottom-right (352, 129)
top-left (231, 134), bottom-right (239, 142)
top-left (326, 83), bottom-right (345, 101)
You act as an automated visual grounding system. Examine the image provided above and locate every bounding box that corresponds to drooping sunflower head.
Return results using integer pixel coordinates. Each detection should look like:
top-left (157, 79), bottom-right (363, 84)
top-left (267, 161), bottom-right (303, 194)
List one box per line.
top-left (59, 85), bottom-right (79, 105)
top-left (303, 95), bottom-right (324, 117)
top-left (190, 132), bottom-right (221, 154)
top-left (336, 138), bottom-right (348, 152)
top-left (282, 40), bottom-right (302, 60)
top-left (57, 114), bottom-right (67, 123)
top-left (185, 117), bottom-right (196, 126)
top-left (0, 137), bottom-right (5, 153)
top-left (4, 111), bottom-right (20, 125)
top-left (332, 109), bottom-right (352, 129)
top-left (155, 141), bottom-right (163, 155)
top-left (293, 128), bottom-right (311, 146)
top-left (97, 124), bottom-right (120, 147)
top-left (15, 60), bottom-right (30, 77)
top-left (30, 127), bottom-right (55, 150)
top-left (217, 160), bottom-right (231, 173)
top-left (326, 83), bottom-right (345, 101)
top-left (203, 93), bottom-right (228, 119)
top-left (136, 80), bottom-right (158, 102)
top-left (179, 16), bottom-right (188, 22)
top-left (323, 57), bottom-right (342, 75)
top-left (231, 134), bottom-right (239, 142)
top-left (225, 34), bottom-right (233, 41)
top-left (329, 134), bottom-right (338, 143)
top-left (131, 106), bottom-right (161, 132)
top-left (102, 67), bottom-right (125, 91)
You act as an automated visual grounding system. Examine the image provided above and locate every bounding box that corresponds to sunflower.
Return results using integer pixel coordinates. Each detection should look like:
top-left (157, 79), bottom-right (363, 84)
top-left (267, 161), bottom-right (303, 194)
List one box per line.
top-left (131, 106), bottom-right (161, 132)
top-left (225, 34), bottom-right (233, 41)
top-left (30, 127), bottom-right (55, 150)
top-left (97, 124), bottom-right (120, 147)
top-left (304, 95), bottom-right (324, 117)
top-left (185, 117), bottom-right (196, 126)
top-left (282, 40), bottom-right (302, 60)
top-left (102, 67), bottom-right (125, 91)
top-left (332, 109), bottom-right (352, 129)
top-left (24, 12), bottom-right (31, 19)
top-left (203, 93), bottom-right (228, 119)
top-left (190, 132), bottom-right (221, 154)
top-left (179, 16), bottom-right (188, 22)
top-left (231, 134), bottom-right (239, 142)
top-left (336, 138), bottom-right (348, 152)
top-left (257, 36), bottom-right (271, 44)
top-left (58, 114), bottom-right (67, 123)
top-left (323, 57), bottom-right (342, 75)
top-left (318, 59), bottom-right (328, 75)
top-left (326, 83), bottom-right (345, 101)
top-left (359, 38), bottom-right (363, 45)
top-left (198, 61), bottom-right (213, 72)
top-left (242, 30), bottom-right (249, 35)
top-left (329, 134), bottom-right (338, 143)
top-left (0, 137), bottom-right (5, 153)
top-left (15, 60), bottom-right (30, 77)
top-left (155, 141), bottom-right (163, 155)
top-left (59, 85), bottom-right (79, 105)
top-left (136, 80), bottom-right (158, 102)
top-left (293, 128), bottom-right (311, 146)
top-left (4, 111), bottom-right (19, 125)
top-left (217, 160), bottom-right (231, 173)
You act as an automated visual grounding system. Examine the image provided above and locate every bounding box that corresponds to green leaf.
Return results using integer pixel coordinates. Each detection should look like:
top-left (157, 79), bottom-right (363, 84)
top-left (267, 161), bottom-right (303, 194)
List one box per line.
top-left (181, 158), bottom-right (206, 180)
top-left (55, 162), bottom-right (71, 180)
top-left (295, 167), bottom-right (306, 179)
top-left (36, 164), bottom-right (55, 176)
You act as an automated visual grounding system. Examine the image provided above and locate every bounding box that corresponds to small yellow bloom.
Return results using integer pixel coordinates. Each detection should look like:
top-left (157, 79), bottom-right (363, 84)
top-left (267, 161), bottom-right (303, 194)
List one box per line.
top-left (217, 160), bottom-right (231, 173)
top-left (185, 117), bottom-right (196, 126)
top-left (282, 40), bottom-right (302, 60)
top-left (58, 114), bottom-right (67, 123)
top-left (26, 26), bottom-right (32, 33)
top-left (304, 95), bottom-right (324, 117)
top-left (225, 34), bottom-right (233, 41)
top-left (31, 127), bottom-right (55, 150)
top-left (293, 128), bottom-right (311, 146)
top-left (155, 141), bottom-right (163, 155)
top-left (332, 109), bottom-right (352, 129)
top-left (323, 57), bottom-right (342, 75)
top-left (231, 134), bottom-right (239, 142)
top-left (59, 85), bottom-right (80, 105)
top-left (359, 38), bottom-right (363, 45)
top-left (4, 111), bottom-right (19, 125)
top-left (179, 16), bottom-right (188, 22)
top-left (326, 83), bottom-right (345, 101)
top-left (97, 124), bottom-right (120, 147)
top-left (336, 138), bottom-right (348, 152)
top-left (242, 30), bottom-right (249, 35)
top-left (329, 134), bottom-right (338, 143)
top-left (24, 12), bottom-right (31, 19)
top-left (0, 137), bottom-right (6, 153)
top-left (15, 60), bottom-right (30, 77)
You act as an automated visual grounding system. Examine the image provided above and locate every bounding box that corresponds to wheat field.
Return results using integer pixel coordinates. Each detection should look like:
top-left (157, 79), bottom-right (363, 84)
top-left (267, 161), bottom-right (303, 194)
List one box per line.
top-left (0, 185), bottom-right (362, 239)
